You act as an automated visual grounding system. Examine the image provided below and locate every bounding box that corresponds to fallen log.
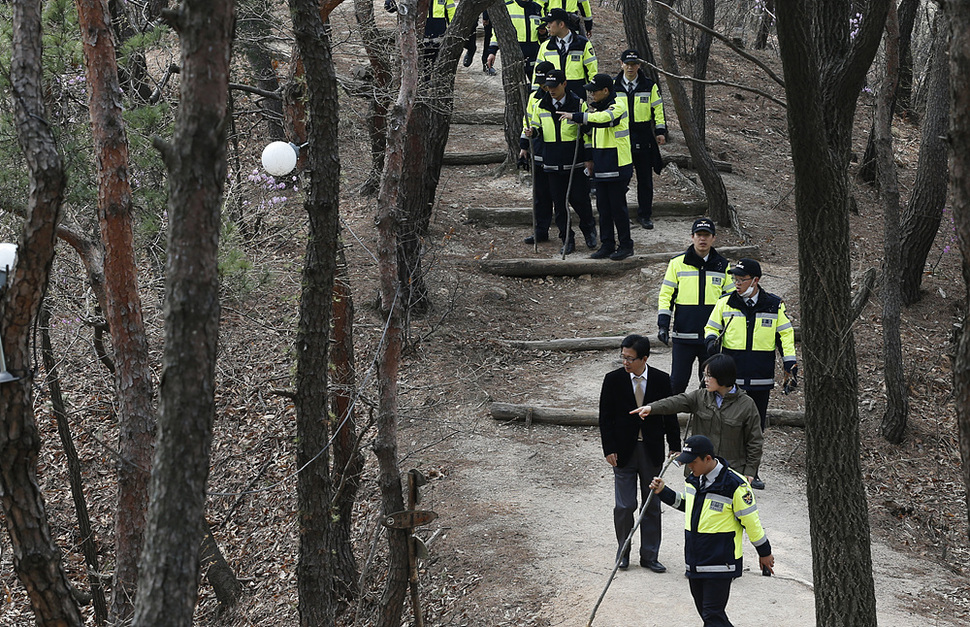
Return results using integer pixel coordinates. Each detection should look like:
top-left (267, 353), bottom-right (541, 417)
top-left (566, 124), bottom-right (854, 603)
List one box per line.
top-left (442, 150), bottom-right (507, 165)
top-left (479, 245), bottom-right (761, 277)
top-left (497, 336), bottom-right (652, 351)
top-left (466, 200), bottom-right (707, 226)
top-left (490, 402), bottom-right (804, 427)
top-left (663, 153), bottom-right (733, 173)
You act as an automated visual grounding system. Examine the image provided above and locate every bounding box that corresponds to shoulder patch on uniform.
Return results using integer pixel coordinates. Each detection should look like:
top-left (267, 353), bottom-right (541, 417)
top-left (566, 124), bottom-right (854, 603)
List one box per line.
top-left (742, 491), bottom-right (753, 505)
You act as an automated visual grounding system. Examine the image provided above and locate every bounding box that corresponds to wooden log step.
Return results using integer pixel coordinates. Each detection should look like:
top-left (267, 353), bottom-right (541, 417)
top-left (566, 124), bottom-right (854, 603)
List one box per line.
top-left (466, 200), bottom-right (708, 225)
top-left (490, 402), bottom-right (804, 427)
top-left (442, 150), bottom-right (508, 165)
top-left (479, 245), bottom-right (761, 277)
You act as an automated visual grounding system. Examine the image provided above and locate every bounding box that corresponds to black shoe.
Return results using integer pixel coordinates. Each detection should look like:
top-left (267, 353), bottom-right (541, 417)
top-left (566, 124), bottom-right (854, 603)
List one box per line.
top-left (583, 229), bottom-right (597, 249)
top-left (638, 217), bottom-right (654, 230)
top-left (641, 559), bottom-right (667, 573)
top-left (462, 49), bottom-right (474, 67)
top-left (561, 239), bottom-right (576, 255)
top-left (617, 549), bottom-right (630, 570)
top-left (524, 234), bottom-right (549, 245)
top-left (609, 247), bottom-right (634, 261)
top-left (590, 246), bottom-right (614, 260)
top-left (751, 476), bottom-right (765, 490)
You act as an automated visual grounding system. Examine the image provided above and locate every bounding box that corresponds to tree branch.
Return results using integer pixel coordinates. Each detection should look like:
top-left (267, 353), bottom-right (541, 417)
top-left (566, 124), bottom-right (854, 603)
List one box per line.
top-left (644, 61), bottom-right (787, 108)
top-left (652, 0), bottom-right (786, 88)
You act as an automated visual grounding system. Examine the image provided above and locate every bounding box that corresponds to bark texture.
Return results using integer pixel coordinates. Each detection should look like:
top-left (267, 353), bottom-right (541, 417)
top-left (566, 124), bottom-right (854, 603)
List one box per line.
top-left (950, 0), bottom-right (970, 536)
top-left (900, 13), bottom-right (950, 305)
top-left (775, 1), bottom-right (888, 624)
top-left (287, 0), bottom-right (342, 622)
top-left (691, 0), bottom-right (715, 143)
top-left (2, 1), bottom-right (81, 624)
top-left (874, 3), bottom-right (907, 444)
top-left (132, 0), bottom-right (233, 623)
top-left (75, 0), bottom-right (156, 620)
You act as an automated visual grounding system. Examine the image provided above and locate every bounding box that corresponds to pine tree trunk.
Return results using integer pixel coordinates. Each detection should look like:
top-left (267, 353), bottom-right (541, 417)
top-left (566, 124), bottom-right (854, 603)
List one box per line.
top-left (132, 0), bottom-right (233, 623)
top-left (691, 0), bottom-right (714, 144)
top-left (75, 0), bottom-right (156, 620)
top-left (2, 1), bottom-right (81, 624)
top-left (330, 248), bottom-right (364, 604)
top-left (900, 13), bottom-right (950, 305)
top-left (375, 1), bottom-right (421, 623)
top-left (776, 1), bottom-right (889, 624)
top-left (874, 3), bottom-right (907, 444)
top-left (288, 0), bottom-right (343, 623)
top-left (949, 0), bottom-right (970, 539)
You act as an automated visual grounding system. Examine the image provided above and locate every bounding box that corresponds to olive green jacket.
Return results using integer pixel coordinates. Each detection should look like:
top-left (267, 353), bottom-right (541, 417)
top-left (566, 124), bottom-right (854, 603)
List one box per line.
top-left (650, 387), bottom-right (763, 477)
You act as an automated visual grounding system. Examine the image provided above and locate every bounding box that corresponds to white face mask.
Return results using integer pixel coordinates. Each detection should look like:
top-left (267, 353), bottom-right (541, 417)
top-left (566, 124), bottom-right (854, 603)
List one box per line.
top-left (739, 284), bottom-right (756, 299)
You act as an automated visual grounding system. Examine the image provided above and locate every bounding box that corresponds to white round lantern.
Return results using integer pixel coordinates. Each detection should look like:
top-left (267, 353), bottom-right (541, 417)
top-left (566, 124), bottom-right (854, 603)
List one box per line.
top-left (261, 141), bottom-right (299, 176)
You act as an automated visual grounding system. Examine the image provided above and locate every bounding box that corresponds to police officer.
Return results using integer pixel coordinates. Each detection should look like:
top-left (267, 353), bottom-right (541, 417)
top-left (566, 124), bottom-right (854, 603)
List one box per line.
top-left (538, 8), bottom-right (597, 100)
top-left (614, 49), bottom-right (667, 230)
top-left (485, 0), bottom-right (545, 78)
top-left (704, 258), bottom-right (797, 442)
top-left (543, 0), bottom-right (594, 34)
top-left (419, 0), bottom-right (456, 64)
top-left (519, 61), bottom-right (556, 246)
top-left (560, 73), bottom-right (634, 260)
top-left (525, 69), bottom-right (597, 254)
top-left (649, 435), bottom-right (774, 627)
top-left (658, 218), bottom-right (734, 393)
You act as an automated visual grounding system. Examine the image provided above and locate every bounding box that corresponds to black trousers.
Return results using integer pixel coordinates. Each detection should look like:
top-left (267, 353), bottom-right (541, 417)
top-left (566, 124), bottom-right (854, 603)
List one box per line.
top-left (688, 577), bottom-right (735, 626)
top-left (594, 176), bottom-right (633, 250)
top-left (670, 341), bottom-right (709, 394)
top-left (532, 162), bottom-right (553, 237)
top-left (612, 442), bottom-right (662, 562)
top-left (744, 387), bottom-right (771, 432)
top-left (546, 168), bottom-right (595, 242)
top-left (631, 149), bottom-right (655, 221)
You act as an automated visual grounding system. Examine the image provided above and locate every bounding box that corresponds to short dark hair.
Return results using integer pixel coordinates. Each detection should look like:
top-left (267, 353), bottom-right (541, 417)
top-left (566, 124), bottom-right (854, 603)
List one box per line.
top-left (702, 353), bottom-right (736, 388)
top-left (620, 334), bottom-right (651, 360)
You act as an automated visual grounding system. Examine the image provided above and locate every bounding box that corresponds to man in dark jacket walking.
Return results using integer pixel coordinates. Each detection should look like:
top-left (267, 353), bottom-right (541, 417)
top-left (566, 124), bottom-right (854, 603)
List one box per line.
top-left (598, 334), bottom-right (680, 572)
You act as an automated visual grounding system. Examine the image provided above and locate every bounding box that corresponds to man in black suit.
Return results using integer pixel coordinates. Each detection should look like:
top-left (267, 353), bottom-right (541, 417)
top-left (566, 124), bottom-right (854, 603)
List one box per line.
top-left (598, 334), bottom-right (681, 572)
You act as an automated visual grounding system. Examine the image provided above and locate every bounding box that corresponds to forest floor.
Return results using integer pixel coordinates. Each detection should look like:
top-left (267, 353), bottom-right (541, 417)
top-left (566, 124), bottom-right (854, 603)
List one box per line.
top-left (2, 4), bottom-right (969, 627)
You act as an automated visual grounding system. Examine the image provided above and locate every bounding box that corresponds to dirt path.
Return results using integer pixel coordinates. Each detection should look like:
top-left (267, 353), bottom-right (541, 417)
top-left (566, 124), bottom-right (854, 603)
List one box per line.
top-left (450, 343), bottom-right (964, 626)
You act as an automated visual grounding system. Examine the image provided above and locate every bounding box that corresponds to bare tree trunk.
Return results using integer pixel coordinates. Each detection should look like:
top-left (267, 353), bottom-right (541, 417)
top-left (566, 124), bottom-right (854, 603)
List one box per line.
top-left (691, 0), bottom-right (714, 143)
top-left (354, 0), bottom-right (393, 195)
top-left (775, 0), bottom-right (888, 624)
top-left (396, 0), bottom-right (492, 316)
top-left (620, 0), bottom-right (660, 83)
top-left (755, 0), bottom-right (775, 50)
top-left (859, 0), bottom-right (919, 184)
top-left (132, 0), bottom-right (233, 624)
top-left (199, 524), bottom-right (243, 610)
top-left (288, 0), bottom-right (343, 623)
top-left (374, 1), bottom-right (421, 622)
top-left (2, 2), bottom-right (81, 625)
top-left (950, 0), bottom-right (970, 539)
top-left (40, 306), bottom-right (108, 624)
top-left (900, 13), bottom-right (950, 305)
top-left (490, 0), bottom-right (527, 165)
top-left (653, 0), bottom-right (730, 225)
top-left (894, 0), bottom-right (919, 120)
top-left (874, 3), bottom-right (907, 444)
top-left (330, 247), bottom-right (363, 604)
top-left (75, 0), bottom-right (156, 620)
